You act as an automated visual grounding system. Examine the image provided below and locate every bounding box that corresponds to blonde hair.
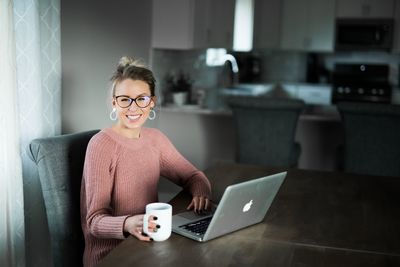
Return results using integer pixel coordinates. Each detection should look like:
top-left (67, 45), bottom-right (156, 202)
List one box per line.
top-left (110, 56), bottom-right (156, 97)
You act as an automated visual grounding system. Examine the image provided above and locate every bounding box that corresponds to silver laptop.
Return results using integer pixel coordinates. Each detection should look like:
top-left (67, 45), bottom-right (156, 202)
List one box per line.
top-left (172, 172), bottom-right (287, 242)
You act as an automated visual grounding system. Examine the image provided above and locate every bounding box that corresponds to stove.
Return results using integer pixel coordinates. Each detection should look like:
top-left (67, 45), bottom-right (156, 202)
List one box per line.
top-left (332, 63), bottom-right (392, 104)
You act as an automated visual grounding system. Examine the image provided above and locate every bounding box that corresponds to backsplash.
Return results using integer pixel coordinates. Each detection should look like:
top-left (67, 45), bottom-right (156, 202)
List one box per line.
top-left (255, 49), bottom-right (308, 83)
top-left (151, 49), bottom-right (219, 105)
top-left (151, 48), bottom-right (400, 106)
top-left (151, 48), bottom-right (309, 105)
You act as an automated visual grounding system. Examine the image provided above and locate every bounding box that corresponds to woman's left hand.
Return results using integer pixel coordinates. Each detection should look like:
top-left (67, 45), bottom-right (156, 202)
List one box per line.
top-left (187, 196), bottom-right (211, 213)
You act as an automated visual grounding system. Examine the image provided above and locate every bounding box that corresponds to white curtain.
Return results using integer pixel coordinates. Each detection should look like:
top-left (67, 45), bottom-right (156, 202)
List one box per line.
top-left (0, 0), bottom-right (61, 266)
top-left (0, 0), bottom-right (25, 266)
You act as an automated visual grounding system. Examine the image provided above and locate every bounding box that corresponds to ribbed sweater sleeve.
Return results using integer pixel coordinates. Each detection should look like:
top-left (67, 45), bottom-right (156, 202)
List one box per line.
top-left (154, 130), bottom-right (212, 198)
top-left (83, 136), bottom-right (128, 240)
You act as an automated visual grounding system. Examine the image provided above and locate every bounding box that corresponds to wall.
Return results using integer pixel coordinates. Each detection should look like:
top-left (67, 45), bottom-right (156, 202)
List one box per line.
top-left (61, 0), bottom-right (152, 133)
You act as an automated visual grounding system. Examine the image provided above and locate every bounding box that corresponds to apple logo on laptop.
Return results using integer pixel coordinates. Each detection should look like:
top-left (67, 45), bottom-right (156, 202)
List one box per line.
top-left (242, 200), bottom-right (253, 212)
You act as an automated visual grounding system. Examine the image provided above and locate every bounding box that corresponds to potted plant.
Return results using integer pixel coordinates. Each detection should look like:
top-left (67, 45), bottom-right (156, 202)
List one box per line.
top-left (164, 71), bottom-right (192, 106)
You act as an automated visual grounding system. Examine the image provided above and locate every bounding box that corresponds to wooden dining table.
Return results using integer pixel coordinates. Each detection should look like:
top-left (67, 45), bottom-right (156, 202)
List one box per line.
top-left (97, 162), bottom-right (400, 267)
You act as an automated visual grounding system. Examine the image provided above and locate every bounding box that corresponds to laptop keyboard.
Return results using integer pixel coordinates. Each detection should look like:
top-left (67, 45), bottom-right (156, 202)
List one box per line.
top-left (179, 217), bottom-right (212, 236)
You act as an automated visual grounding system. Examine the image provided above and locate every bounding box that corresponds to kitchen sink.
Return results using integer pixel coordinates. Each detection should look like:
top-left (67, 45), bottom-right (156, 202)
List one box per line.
top-left (220, 83), bottom-right (274, 96)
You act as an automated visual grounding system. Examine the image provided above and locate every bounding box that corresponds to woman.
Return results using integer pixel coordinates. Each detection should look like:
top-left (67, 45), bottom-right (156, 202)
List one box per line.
top-left (80, 56), bottom-right (211, 267)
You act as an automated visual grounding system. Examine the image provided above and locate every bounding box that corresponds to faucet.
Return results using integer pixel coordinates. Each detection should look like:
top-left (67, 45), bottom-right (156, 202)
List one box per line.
top-left (222, 54), bottom-right (239, 88)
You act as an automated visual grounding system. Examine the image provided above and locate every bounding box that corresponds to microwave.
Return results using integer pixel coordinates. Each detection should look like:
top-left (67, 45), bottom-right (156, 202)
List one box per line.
top-left (335, 19), bottom-right (394, 51)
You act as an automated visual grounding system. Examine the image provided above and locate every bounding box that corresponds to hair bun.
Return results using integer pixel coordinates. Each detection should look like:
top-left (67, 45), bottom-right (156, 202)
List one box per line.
top-left (117, 56), bottom-right (147, 73)
top-left (119, 56), bottom-right (135, 67)
top-left (117, 56), bottom-right (135, 72)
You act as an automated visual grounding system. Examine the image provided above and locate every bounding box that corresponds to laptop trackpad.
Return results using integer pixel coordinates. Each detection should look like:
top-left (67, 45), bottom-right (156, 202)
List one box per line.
top-left (173, 210), bottom-right (214, 226)
top-left (182, 211), bottom-right (213, 220)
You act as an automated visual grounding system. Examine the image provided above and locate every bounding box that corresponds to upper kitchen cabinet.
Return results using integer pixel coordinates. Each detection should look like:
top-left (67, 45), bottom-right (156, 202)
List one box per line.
top-left (151, 0), bottom-right (234, 49)
top-left (207, 0), bottom-right (235, 48)
top-left (393, 0), bottom-right (400, 52)
top-left (280, 0), bottom-right (336, 52)
top-left (336, 0), bottom-right (395, 18)
top-left (253, 0), bottom-right (282, 49)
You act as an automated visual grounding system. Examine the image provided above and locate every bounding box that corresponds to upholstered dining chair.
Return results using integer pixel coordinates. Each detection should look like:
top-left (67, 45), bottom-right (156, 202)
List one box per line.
top-left (227, 97), bottom-right (305, 168)
top-left (337, 102), bottom-right (400, 177)
top-left (28, 129), bottom-right (99, 267)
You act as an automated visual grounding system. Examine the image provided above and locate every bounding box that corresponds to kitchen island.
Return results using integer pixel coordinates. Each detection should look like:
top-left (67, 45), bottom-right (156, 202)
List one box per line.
top-left (153, 99), bottom-right (343, 173)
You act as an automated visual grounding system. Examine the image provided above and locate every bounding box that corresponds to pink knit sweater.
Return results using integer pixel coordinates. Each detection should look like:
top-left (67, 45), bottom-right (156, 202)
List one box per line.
top-left (80, 127), bottom-right (211, 266)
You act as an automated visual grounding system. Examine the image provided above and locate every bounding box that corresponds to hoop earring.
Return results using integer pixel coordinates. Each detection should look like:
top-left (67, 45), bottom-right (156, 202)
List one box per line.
top-left (109, 107), bottom-right (117, 121)
top-left (148, 109), bottom-right (156, 120)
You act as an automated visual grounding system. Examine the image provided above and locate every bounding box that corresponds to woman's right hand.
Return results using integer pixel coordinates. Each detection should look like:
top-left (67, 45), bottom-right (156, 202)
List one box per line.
top-left (123, 214), bottom-right (158, 241)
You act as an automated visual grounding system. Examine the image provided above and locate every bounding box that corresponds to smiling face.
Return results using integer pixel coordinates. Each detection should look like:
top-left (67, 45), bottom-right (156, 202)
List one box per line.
top-left (112, 79), bottom-right (155, 138)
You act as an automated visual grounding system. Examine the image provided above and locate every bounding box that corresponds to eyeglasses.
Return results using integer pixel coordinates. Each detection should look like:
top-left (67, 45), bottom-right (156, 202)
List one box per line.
top-left (114, 95), bottom-right (153, 108)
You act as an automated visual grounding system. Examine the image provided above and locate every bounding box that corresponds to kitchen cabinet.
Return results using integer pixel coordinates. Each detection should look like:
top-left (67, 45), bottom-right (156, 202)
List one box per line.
top-left (157, 100), bottom-right (342, 172)
top-left (153, 109), bottom-right (235, 170)
top-left (280, 0), bottom-right (335, 52)
top-left (206, 0), bottom-right (235, 48)
top-left (393, 0), bottom-right (400, 53)
top-left (151, 0), bottom-right (234, 49)
top-left (253, 0), bottom-right (282, 49)
top-left (336, 0), bottom-right (395, 18)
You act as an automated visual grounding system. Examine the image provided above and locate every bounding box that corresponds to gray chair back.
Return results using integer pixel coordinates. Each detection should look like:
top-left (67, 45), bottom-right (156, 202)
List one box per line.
top-left (337, 102), bottom-right (400, 177)
top-left (28, 130), bottom-right (99, 267)
top-left (227, 97), bottom-right (305, 168)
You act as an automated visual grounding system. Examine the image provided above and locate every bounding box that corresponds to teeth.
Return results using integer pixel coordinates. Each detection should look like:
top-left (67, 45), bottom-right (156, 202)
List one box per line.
top-left (127, 115), bottom-right (140, 120)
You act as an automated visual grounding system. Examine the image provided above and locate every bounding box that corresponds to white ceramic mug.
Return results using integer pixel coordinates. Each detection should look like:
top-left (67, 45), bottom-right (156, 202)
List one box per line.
top-left (143, 202), bottom-right (172, 242)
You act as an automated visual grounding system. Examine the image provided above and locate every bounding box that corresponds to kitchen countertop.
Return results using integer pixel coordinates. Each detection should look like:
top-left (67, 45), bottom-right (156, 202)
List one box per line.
top-left (160, 104), bottom-right (231, 116)
top-left (160, 103), bottom-right (341, 122)
top-left (160, 84), bottom-right (400, 122)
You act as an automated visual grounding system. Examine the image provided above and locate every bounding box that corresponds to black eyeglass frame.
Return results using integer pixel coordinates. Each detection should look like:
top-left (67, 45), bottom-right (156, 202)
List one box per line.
top-left (114, 95), bottom-right (154, 108)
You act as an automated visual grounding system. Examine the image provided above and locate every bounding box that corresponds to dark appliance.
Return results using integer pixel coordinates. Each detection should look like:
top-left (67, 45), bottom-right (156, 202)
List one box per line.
top-left (332, 63), bottom-right (391, 104)
top-left (231, 51), bottom-right (262, 83)
top-left (335, 19), bottom-right (394, 51)
top-left (306, 53), bottom-right (330, 84)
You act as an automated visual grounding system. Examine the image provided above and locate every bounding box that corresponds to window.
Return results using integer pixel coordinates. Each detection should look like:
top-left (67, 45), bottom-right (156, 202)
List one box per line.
top-left (233, 0), bottom-right (254, 51)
